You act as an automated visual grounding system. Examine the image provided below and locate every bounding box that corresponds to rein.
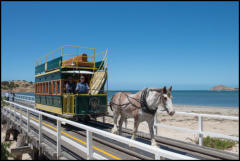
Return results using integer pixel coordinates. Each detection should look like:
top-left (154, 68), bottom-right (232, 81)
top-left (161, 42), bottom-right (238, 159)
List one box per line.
top-left (110, 88), bottom-right (165, 114)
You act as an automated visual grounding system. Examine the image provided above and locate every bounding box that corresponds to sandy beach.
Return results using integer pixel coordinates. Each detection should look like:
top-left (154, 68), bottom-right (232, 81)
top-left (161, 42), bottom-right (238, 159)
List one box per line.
top-left (97, 104), bottom-right (239, 153)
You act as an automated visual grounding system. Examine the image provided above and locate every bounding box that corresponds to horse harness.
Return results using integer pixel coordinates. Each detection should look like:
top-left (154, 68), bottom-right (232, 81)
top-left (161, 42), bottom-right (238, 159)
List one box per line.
top-left (110, 88), bottom-right (158, 114)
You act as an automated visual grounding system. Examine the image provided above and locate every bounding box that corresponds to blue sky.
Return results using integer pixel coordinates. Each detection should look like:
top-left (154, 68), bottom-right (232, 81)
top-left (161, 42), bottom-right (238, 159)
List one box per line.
top-left (1, 1), bottom-right (239, 90)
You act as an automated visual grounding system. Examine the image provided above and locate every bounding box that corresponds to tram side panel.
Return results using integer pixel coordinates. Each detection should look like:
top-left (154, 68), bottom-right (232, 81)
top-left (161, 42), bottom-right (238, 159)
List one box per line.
top-left (75, 95), bottom-right (107, 117)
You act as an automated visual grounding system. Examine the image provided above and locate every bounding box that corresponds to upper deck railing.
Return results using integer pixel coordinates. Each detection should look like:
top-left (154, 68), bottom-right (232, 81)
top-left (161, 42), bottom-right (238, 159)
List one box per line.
top-left (35, 45), bottom-right (107, 75)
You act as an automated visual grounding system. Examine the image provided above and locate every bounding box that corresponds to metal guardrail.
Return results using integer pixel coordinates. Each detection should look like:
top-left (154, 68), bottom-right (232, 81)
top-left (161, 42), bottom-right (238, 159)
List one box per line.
top-left (15, 94), bottom-right (35, 103)
top-left (15, 94), bottom-right (34, 100)
top-left (2, 100), bottom-right (197, 160)
top-left (152, 111), bottom-right (239, 146)
top-left (6, 95), bottom-right (239, 148)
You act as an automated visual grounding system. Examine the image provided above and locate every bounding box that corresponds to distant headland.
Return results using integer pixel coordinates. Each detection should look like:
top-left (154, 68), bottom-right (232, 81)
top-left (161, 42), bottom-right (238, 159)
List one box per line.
top-left (210, 85), bottom-right (239, 91)
top-left (1, 80), bottom-right (34, 93)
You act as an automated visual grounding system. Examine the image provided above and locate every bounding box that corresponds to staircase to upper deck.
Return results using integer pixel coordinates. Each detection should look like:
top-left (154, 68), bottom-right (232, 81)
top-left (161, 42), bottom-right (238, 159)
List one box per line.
top-left (89, 49), bottom-right (108, 95)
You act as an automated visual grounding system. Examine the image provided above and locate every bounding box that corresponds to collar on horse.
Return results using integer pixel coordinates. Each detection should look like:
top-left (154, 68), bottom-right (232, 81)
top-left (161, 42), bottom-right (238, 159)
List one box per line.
top-left (140, 88), bottom-right (157, 114)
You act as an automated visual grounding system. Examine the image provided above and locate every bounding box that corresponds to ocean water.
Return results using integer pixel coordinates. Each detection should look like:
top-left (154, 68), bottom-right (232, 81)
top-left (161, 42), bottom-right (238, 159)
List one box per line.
top-left (14, 90), bottom-right (239, 108)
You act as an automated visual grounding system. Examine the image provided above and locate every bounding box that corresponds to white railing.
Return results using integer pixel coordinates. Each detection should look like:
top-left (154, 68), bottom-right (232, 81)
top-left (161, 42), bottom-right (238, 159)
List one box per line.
top-left (5, 95), bottom-right (239, 147)
top-left (1, 93), bottom-right (35, 103)
top-left (2, 100), bottom-right (197, 160)
top-left (153, 111), bottom-right (239, 146)
top-left (15, 94), bottom-right (35, 102)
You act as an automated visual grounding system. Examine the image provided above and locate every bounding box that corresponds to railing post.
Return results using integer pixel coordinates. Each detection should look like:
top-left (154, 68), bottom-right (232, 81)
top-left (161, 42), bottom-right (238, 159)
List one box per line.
top-left (87, 130), bottom-right (93, 160)
top-left (39, 114), bottom-right (42, 150)
top-left (20, 107), bottom-right (22, 126)
top-left (14, 105), bottom-right (17, 122)
top-left (13, 104), bottom-right (16, 121)
top-left (198, 115), bottom-right (203, 146)
top-left (57, 119), bottom-right (61, 159)
top-left (155, 152), bottom-right (161, 160)
top-left (27, 109), bottom-right (30, 145)
top-left (27, 109), bottom-right (30, 134)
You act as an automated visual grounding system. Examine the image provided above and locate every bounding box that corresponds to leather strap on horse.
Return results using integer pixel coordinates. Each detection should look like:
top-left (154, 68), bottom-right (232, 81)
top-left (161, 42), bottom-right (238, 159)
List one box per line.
top-left (110, 89), bottom-right (157, 114)
top-left (141, 88), bottom-right (157, 114)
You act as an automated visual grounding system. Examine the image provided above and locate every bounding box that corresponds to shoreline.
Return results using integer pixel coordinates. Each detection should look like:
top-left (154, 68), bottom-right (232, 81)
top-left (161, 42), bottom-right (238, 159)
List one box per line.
top-left (104, 104), bottom-right (239, 154)
top-left (173, 104), bottom-right (239, 109)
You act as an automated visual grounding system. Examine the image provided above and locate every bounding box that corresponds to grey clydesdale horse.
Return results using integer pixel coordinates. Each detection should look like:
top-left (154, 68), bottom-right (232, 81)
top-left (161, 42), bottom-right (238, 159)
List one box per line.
top-left (109, 86), bottom-right (175, 146)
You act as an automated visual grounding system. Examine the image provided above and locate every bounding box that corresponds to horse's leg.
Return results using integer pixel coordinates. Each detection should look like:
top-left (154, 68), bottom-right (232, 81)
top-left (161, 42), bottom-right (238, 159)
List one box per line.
top-left (111, 110), bottom-right (119, 134)
top-left (128, 118), bottom-right (140, 148)
top-left (124, 117), bottom-right (128, 128)
top-left (148, 119), bottom-right (157, 146)
top-left (118, 116), bottom-right (124, 135)
top-left (131, 118), bottom-right (140, 140)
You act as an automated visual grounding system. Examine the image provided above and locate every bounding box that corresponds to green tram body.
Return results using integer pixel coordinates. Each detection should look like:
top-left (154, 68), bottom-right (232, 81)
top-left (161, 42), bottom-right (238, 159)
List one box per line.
top-left (34, 46), bottom-right (108, 121)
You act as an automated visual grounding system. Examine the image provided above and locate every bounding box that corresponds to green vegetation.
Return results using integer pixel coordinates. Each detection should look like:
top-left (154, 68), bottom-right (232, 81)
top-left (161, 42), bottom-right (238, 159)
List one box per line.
top-left (196, 136), bottom-right (236, 150)
top-left (1, 97), bottom-right (9, 107)
top-left (24, 84), bottom-right (30, 87)
top-left (1, 142), bottom-right (13, 160)
top-left (1, 81), bottom-right (19, 91)
top-left (1, 81), bottom-right (9, 86)
top-left (1, 97), bottom-right (12, 160)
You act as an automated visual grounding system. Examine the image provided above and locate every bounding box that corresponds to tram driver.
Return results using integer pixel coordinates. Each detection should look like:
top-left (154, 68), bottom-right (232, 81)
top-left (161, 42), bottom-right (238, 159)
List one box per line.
top-left (65, 76), bottom-right (76, 93)
top-left (76, 75), bottom-right (89, 94)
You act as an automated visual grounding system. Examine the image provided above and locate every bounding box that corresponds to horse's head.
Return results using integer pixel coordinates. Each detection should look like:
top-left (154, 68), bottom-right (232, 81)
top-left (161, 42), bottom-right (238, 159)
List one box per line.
top-left (147, 86), bottom-right (175, 116)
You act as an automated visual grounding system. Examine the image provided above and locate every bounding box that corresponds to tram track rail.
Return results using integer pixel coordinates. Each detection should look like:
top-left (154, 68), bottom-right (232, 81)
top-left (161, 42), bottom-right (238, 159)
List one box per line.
top-left (5, 102), bottom-right (142, 160)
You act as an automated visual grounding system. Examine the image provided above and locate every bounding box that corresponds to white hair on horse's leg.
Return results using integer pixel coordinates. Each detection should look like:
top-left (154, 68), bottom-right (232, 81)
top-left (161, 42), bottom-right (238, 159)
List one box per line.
top-left (124, 117), bottom-right (127, 128)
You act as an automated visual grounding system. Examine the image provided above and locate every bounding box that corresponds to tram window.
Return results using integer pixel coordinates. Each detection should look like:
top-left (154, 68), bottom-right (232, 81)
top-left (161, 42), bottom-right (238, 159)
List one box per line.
top-left (53, 81), bottom-right (56, 94)
top-left (48, 81), bottom-right (51, 94)
top-left (57, 81), bottom-right (60, 94)
top-left (44, 82), bottom-right (46, 94)
top-left (37, 83), bottom-right (39, 93)
top-left (37, 83), bottom-right (39, 94)
top-left (42, 83), bottom-right (45, 94)
top-left (46, 82), bottom-right (48, 94)
top-left (40, 83), bottom-right (41, 94)
top-left (51, 81), bottom-right (54, 95)
top-left (42, 82), bottom-right (44, 94)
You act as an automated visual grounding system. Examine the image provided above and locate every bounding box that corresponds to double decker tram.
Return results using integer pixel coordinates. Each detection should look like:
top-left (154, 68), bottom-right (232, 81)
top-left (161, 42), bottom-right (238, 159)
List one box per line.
top-left (34, 45), bottom-right (108, 122)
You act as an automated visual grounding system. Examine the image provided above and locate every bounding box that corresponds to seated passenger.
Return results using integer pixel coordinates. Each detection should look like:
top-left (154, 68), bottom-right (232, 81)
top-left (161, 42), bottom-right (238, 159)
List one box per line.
top-left (75, 75), bottom-right (89, 94)
top-left (65, 76), bottom-right (76, 93)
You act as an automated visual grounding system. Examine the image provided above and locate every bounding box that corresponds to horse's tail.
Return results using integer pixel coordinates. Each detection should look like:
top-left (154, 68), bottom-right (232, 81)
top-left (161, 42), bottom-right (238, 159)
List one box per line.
top-left (109, 92), bottom-right (119, 111)
top-left (109, 101), bottom-right (113, 111)
top-left (109, 96), bottom-right (114, 111)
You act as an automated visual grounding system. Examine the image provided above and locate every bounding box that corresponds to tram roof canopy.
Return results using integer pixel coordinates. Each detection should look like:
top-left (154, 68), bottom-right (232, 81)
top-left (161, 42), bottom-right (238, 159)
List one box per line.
top-left (61, 70), bottom-right (93, 74)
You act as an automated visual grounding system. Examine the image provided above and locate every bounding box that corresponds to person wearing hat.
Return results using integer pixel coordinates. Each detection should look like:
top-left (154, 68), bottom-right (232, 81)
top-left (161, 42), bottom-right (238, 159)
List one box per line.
top-left (75, 75), bottom-right (89, 94)
top-left (65, 76), bottom-right (76, 93)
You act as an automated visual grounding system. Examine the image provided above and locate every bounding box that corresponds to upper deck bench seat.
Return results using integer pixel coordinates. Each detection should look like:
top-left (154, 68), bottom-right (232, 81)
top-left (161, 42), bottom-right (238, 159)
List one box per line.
top-left (62, 54), bottom-right (94, 68)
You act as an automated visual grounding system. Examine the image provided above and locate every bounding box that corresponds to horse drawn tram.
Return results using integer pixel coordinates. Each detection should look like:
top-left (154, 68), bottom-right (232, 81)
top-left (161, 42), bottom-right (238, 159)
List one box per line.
top-left (34, 45), bottom-right (108, 122)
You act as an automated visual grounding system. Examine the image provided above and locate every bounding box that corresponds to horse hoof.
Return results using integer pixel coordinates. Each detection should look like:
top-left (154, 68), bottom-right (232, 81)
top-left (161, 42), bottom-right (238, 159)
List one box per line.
top-left (152, 144), bottom-right (158, 148)
top-left (111, 129), bottom-right (118, 134)
top-left (128, 143), bottom-right (135, 149)
top-left (151, 141), bottom-right (158, 147)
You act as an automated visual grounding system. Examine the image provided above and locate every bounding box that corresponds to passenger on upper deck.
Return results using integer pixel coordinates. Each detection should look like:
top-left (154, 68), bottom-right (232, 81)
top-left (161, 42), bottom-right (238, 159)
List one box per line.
top-left (76, 75), bottom-right (89, 94)
top-left (65, 76), bottom-right (76, 94)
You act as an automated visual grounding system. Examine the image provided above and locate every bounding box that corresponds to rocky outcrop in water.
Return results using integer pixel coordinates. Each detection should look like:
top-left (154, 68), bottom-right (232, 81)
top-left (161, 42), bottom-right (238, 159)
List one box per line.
top-left (210, 85), bottom-right (238, 91)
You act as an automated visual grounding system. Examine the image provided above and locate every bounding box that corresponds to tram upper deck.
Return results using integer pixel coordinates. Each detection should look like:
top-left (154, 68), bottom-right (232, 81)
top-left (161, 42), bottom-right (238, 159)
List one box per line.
top-left (35, 45), bottom-right (108, 95)
top-left (34, 45), bottom-right (108, 118)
